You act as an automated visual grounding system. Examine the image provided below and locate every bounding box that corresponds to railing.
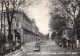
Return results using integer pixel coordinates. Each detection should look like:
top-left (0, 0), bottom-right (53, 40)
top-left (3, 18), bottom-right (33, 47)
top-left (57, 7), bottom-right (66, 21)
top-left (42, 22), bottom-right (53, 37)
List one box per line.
top-left (23, 22), bottom-right (32, 31)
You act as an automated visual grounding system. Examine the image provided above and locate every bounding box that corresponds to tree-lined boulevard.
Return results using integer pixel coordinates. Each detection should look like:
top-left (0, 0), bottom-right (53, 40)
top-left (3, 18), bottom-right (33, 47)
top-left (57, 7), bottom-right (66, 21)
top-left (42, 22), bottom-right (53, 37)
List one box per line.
top-left (0, 0), bottom-right (80, 56)
top-left (4, 40), bottom-right (80, 56)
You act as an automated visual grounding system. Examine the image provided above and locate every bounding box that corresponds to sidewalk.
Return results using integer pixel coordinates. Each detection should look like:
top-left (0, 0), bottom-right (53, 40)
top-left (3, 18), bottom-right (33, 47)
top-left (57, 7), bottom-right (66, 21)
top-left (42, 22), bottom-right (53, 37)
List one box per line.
top-left (67, 47), bottom-right (80, 52)
top-left (60, 45), bottom-right (80, 52)
top-left (55, 41), bottom-right (80, 53)
top-left (22, 42), bottom-right (36, 53)
top-left (5, 50), bottom-right (22, 56)
top-left (4, 42), bottom-right (36, 56)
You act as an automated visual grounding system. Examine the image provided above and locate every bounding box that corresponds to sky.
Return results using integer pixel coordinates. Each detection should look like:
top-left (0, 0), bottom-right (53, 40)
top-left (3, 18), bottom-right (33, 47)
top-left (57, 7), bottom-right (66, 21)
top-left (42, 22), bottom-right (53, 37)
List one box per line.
top-left (0, 0), bottom-right (51, 34)
top-left (25, 0), bottom-right (51, 34)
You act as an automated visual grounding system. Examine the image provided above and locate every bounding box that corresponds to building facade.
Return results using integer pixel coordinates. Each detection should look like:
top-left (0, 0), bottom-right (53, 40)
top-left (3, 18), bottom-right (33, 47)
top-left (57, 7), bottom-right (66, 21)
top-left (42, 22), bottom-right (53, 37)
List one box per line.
top-left (0, 10), bottom-right (41, 43)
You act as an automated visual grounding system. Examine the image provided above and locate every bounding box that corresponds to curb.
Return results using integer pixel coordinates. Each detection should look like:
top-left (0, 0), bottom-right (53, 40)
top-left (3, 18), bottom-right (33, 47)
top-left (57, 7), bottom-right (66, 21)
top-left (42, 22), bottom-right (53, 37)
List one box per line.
top-left (5, 50), bottom-right (21, 56)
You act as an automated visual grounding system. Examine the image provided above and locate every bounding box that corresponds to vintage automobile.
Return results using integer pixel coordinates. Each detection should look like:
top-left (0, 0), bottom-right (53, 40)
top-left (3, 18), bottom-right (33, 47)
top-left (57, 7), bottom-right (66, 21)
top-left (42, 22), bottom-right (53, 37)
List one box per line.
top-left (34, 43), bottom-right (40, 51)
top-left (40, 41), bottom-right (45, 45)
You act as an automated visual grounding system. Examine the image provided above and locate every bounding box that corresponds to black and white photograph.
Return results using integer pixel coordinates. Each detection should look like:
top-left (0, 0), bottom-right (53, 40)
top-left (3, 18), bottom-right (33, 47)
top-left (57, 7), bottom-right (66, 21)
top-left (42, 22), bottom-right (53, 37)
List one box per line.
top-left (0, 0), bottom-right (80, 56)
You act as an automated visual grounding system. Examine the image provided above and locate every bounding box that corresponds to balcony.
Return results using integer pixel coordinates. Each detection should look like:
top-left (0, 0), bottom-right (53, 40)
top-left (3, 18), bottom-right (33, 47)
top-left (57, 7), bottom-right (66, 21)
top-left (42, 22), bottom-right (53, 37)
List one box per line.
top-left (23, 21), bottom-right (32, 31)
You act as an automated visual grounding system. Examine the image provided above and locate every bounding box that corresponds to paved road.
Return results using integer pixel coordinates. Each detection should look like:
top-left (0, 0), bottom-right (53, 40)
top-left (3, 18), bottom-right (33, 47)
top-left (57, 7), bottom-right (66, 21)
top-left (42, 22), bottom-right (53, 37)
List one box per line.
top-left (40, 41), bottom-right (80, 56)
top-left (7, 41), bottom-right (80, 56)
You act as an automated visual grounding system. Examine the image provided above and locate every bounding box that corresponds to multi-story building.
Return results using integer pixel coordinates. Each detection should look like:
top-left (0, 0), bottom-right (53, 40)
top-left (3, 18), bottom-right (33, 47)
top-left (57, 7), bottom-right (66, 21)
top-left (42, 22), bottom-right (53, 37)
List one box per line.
top-left (0, 10), bottom-right (41, 43)
top-left (12, 10), bottom-right (41, 43)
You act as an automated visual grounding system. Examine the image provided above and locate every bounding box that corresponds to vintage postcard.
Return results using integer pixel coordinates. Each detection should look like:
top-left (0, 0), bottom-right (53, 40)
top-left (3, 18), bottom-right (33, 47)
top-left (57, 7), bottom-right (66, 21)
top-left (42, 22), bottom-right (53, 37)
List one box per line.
top-left (0, 0), bottom-right (80, 56)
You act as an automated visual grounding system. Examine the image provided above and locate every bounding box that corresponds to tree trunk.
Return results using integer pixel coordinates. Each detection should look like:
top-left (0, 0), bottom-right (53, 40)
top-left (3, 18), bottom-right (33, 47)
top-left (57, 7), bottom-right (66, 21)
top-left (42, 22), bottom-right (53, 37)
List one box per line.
top-left (8, 23), bottom-right (13, 51)
top-left (8, 22), bottom-right (13, 41)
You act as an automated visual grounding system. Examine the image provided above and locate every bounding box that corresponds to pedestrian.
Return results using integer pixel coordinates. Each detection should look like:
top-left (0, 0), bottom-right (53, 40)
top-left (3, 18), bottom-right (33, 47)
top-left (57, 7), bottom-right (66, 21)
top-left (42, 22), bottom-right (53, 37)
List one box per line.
top-left (20, 47), bottom-right (23, 51)
top-left (68, 39), bottom-right (70, 47)
top-left (62, 38), bottom-right (66, 48)
top-left (71, 37), bottom-right (74, 49)
top-left (66, 36), bottom-right (70, 48)
top-left (12, 41), bottom-right (16, 51)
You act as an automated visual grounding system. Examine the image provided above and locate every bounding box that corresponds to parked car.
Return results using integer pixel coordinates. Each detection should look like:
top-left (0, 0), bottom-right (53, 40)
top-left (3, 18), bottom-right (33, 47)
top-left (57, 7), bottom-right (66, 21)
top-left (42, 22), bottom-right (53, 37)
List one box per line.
top-left (40, 41), bottom-right (45, 45)
top-left (34, 43), bottom-right (40, 51)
